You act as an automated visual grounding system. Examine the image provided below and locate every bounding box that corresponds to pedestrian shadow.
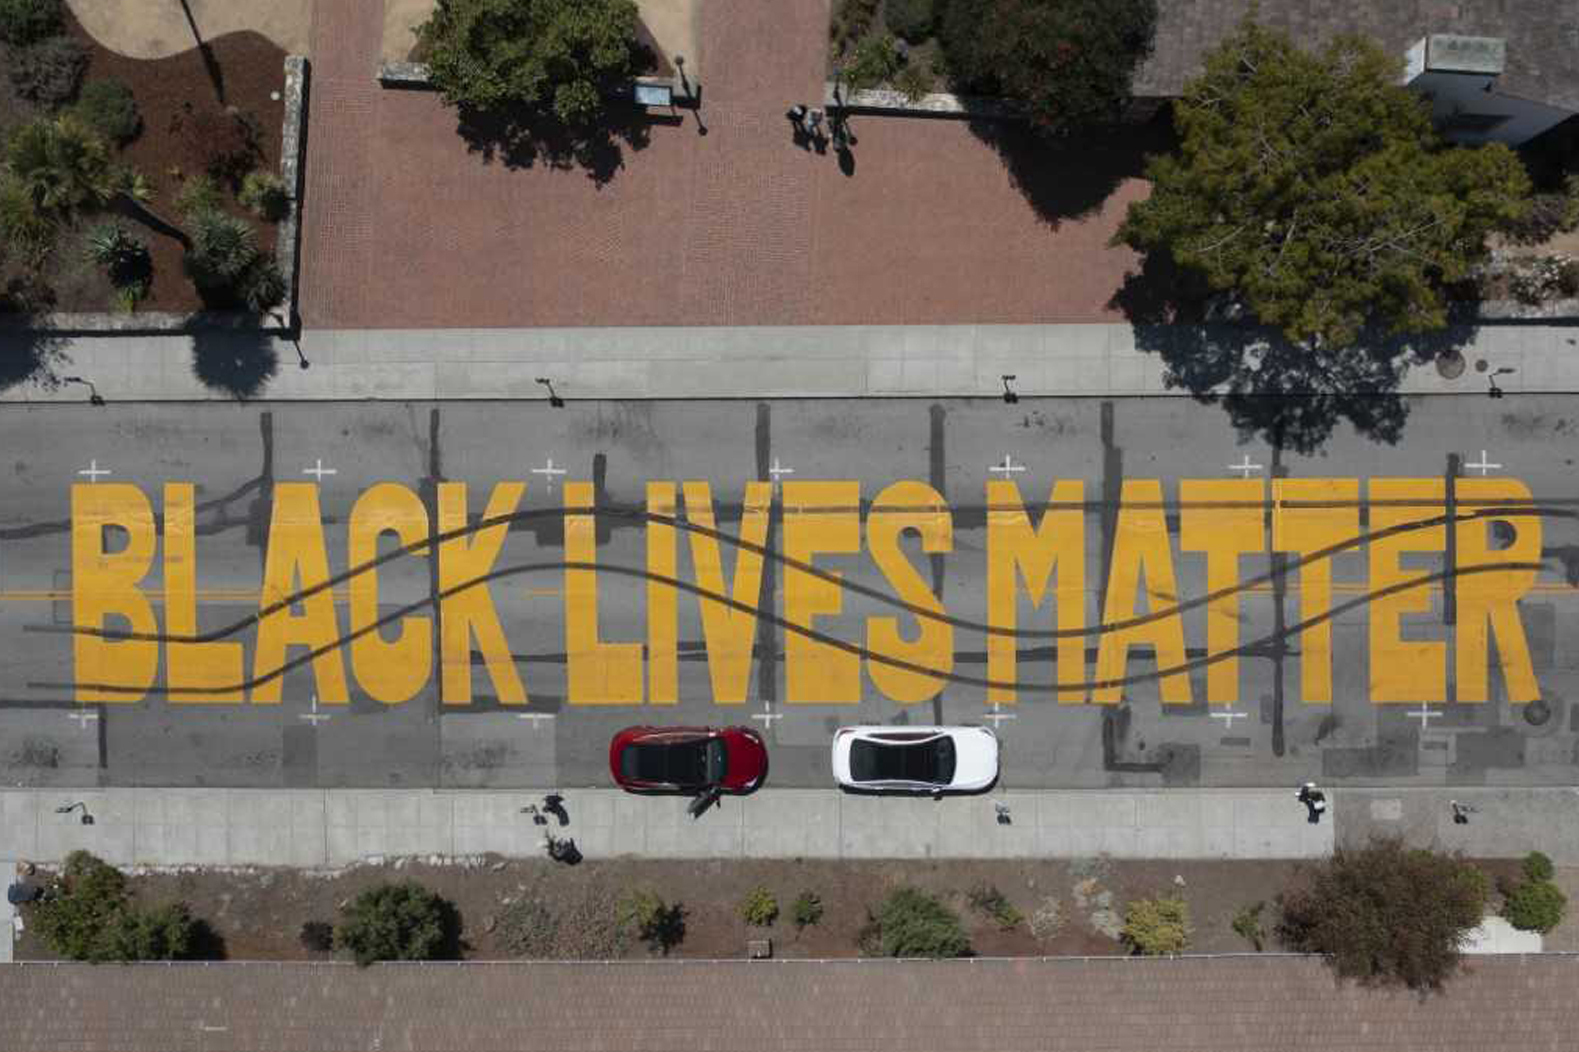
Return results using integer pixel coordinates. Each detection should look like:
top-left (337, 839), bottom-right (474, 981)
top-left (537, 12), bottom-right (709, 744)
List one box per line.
top-left (452, 91), bottom-right (655, 186)
top-left (964, 104), bottom-right (1176, 227)
top-left (191, 326), bottom-right (279, 399)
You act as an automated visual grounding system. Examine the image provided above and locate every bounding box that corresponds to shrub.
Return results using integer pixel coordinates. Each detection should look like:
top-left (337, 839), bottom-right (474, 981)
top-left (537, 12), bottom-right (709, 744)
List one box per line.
top-left (6, 114), bottom-right (115, 215)
top-left (74, 78), bottom-right (142, 145)
top-left (885, 0), bottom-right (934, 43)
top-left (419, 0), bottom-right (645, 126)
top-left (7, 34), bottom-right (87, 107)
top-left (30, 850), bottom-right (197, 962)
top-left (617, 889), bottom-right (685, 954)
top-left (0, 0), bottom-right (61, 47)
top-left (893, 59), bottom-right (933, 102)
top-left (1121, 896), bottom-right (1190, 956)
top-left (0, 173), bottom-right (57, 263)
top-left (498, 896), bottom-right (558, 957)
top-left (843, 33), bottom-right (902, 92)
top-left (174, 173), bottom-right (224, 220)
top-left (829, 0), bottom-right (879, 52)
top-left (299, 921), bottom-right (334, 951)
top-left (966, 883), bottom-right (1023, 931)
top-left (1524, 852), bottom-right (1557, 883)
top-left (1231, 901), bottom-right (1265, 951)
top-left (184, 210), bottom-right (259, 291)
top-left (870, 886), bottom-right (970, 958)
top-left (238, 169), bottom-right (289, 221)
top-left (173, 105), bottom-right (262, 183)
top-left (1028, 897), bottom-right (1065, 941)
top-left (1276, 837), bottom-right (1488, 990)
top-left (792, 891), bottom-right (823, 930)
top-left (84, 221), bottom-right (152, 309)
top-left (333, 881), bottom-right (450, 967)
top-left (1503, 178), bottom-right (1579, 246)
top-left (242, 257), bottom-right (286, 313)
top-left (1504, 880), bottom-right (1567, 934)
top-left (739, 886), bottom-right (779, 927)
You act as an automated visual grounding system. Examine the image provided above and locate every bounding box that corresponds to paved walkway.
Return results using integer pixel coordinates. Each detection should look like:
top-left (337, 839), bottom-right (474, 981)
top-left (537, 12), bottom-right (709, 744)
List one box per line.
top-left (5, 786), bottom-right (1577, 870)
top-left (2, 322), bottom-right (1574, 401)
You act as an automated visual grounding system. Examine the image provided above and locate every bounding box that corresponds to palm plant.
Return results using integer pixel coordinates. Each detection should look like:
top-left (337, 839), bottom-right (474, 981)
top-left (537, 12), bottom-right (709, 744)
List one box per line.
top-left (84, 220), bottom-right (152, 310)
top-left (6, 114), bottom-right (115, 215)
top-left (0, 172), bottom-right (58, 263)
top-left (184, 209), bottom-right (257, 291)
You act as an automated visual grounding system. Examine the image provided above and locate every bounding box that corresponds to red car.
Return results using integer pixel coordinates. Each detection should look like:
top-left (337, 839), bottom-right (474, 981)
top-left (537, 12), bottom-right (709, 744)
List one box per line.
top-left (608, 726), bottom-right (768, 794)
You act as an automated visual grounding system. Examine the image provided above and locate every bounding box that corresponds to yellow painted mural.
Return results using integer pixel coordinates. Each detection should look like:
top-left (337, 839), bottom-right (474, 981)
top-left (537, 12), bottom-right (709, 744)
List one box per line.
top-left (65, 477), bottom-right (1546, 707)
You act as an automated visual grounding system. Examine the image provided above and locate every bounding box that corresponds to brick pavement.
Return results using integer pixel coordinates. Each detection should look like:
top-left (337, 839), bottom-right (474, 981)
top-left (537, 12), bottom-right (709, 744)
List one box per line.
top-left (295, 0), bottom-right (1149, 329)
top-left (4, 956), bottom-right (1578, 1051)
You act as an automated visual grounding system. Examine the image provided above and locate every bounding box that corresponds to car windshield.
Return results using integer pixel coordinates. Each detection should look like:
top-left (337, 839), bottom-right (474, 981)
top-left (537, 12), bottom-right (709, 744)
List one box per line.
top-left (849, 737), bottom-right (955, 785)
top-left (623, 738), bottom-right (727, 786)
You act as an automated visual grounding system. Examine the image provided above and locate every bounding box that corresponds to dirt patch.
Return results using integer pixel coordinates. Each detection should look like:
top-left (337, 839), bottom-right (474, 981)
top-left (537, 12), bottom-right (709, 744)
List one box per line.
top-left (16, 856), bottom-right (1344, 962)
top-left (1, 12), bottom-right (285, 313)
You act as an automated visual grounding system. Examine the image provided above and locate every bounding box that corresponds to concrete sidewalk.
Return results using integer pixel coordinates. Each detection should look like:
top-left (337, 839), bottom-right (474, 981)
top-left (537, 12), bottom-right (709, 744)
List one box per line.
top-left (2, 322), bottom-right (1576, 401)
top-left (5, 786), bottom-right (1576, 871)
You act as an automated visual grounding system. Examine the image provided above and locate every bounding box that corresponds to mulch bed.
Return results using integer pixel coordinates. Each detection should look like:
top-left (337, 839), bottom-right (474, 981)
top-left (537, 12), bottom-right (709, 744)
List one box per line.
top-left (3, 12), bottom-right (287, 313)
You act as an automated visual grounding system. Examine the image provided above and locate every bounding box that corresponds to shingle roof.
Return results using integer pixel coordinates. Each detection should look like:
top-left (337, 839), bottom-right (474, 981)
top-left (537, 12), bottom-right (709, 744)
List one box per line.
top-left (4, 955), bottom-right (1579, 1052)
top-left (1136, 1), bottom-right (1579, 111)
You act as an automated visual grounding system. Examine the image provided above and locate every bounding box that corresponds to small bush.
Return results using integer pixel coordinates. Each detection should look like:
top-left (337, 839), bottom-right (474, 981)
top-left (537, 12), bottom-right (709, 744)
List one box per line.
top-left (1028, 897), bottom-right (1065, 941)
top-left (870, 886), bottom-right (970, 958)
top-left (174, 174), bottom-right (224, 221)
top-left (1504, 880), bottom-right (1567, 934)
top-left (843, 33), bottom-right (902, 92)
top-left (238, 169), bottom-right (290, 221)
top-left (1231, 901), bottom-right (1265, 951)
top-left (299, 921), bottom-right (334, 952)
top-left (0, 173), bottom-right (57, 264)
top-left (739, 886), bottom-right (779, 927)
top-left (792, 891), bottom-right (824, 930)
top-left (498, 897), bottom-right (558, 957)
top-left (1503, 180), bottom-right (1579, 246)
top-left (1524, 852), bottom-right (1556, 883)
top-left (74, 78), bottom-right (141, 145)
top-left (241, 257), bottom-right (286, 313)
top-left (617, 889), bottom-right (685, 954)
top-left (173, 105), bottom-right (262, 183)
top-left (885, 0), bottom-right (934, 43)
top-left (830, 0), bottom-right (880, 52)
top-left (7, 35), bottom-right (87, 107)
top-left (84, 221), bottom-right (151, 310)
top-left (894, 59), bottom-right (933, 102)
top-left (0, 0), bottom-right (62, 47)
top-left (185, 210), bottom-right (259, 291)
top-left (1121, 896), bottom-right (1190, 956)
top-left (966, 883), bottom-right (1023, 931)
top-left (30, 850), bottom-right (197, 962)
top-left (333, 881), bottom-right (451, 967)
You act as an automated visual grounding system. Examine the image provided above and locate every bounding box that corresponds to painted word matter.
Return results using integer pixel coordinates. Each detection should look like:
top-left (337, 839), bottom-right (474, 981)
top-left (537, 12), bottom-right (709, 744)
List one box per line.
top-left (69, 477), bottom-right (1543, 706)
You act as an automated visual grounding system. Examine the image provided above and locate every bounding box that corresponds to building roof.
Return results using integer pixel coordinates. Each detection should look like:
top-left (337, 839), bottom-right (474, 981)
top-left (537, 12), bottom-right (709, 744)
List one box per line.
top-left (5, 955), bottom-right (1579, 1052)
top-left (1135, 0), bottom-right (1579, 111)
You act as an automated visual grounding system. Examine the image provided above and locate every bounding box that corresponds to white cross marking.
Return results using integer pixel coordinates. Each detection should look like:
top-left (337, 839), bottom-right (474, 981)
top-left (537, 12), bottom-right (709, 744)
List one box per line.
top-left (989, 455), bottom-right (1025, 478)
top-left (531, 458), bottom-right (567, 493)
top-left (1466, 450), bottom-right (1502, 476)
top-left (750, 705), bottom-right (783, 729)
top-left (768, 458), bottom-right (795, 484)
top-left (65, 709), bottom-right (99, 730)
top-left (1210, 709), bottom-right (1247, 731)
top-left (1406, 703), bottom-right (1443, 731)
top-left (299, 694), bottom-right (332, 726)
top-left (76, 459), bottom-right (112, 483)
top-left (302, 459), bottom-right (336, 481)
top-left (515, 713), bottom-right (556, 727)
top-left (983, 703), bottom-right (1017, 728)
top-left (1228, 454), bottom-right (1263, 478)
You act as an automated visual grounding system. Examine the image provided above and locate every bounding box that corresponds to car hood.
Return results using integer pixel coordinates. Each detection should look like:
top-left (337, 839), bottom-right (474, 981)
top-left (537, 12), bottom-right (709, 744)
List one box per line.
top-left (722, 731), bottom-right (767, 789)
top-left (948, 728), bottom-right (999, 789)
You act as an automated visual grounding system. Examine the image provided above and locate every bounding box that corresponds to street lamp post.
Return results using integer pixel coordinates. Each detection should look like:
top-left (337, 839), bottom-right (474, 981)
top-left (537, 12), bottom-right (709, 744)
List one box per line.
top-left (62, 376), bottom-right (106, 406)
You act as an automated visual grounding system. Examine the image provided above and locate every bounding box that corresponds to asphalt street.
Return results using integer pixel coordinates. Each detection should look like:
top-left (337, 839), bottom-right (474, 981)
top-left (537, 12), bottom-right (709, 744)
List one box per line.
top-left (2, 396), bottom-right (1577, 790)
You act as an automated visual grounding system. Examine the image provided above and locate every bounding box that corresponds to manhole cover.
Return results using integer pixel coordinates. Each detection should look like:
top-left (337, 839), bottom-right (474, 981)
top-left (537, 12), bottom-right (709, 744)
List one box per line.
top-left (1524, 698), bottom-right (1553, 726)
top-left (1437, 350), bottom-right (1467, 379)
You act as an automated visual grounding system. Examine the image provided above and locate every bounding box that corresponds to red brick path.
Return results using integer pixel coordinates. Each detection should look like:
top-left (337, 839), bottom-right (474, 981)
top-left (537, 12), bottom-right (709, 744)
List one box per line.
top-left (297, 0), bottom-right (1149, 328)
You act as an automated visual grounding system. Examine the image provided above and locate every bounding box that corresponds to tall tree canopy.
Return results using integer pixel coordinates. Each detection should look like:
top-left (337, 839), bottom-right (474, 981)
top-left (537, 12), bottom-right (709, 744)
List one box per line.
top-left (939, 0), bottom-right (1158, 136)
top-left (420, 0), bottom-right (643, 126)
top-left (1115, 19), bottom-right (1531, 348)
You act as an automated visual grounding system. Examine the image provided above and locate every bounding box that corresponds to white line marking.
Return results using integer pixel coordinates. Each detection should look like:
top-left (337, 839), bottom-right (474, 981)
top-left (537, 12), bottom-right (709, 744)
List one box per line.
top-left (515, 713), bottom-right (556, 727)
top-left (65, 709), bottom-right (98, 730)
top-left (750, 705), bottom-right (783, 728)
top-left (1210, 709), bottom-right (1247, 731)
top-left (76, 459), bottom-right (111, 483)
top-left (302, 458), bottom-right (336, 481)
top-left (1228, 454), bottom-right (1262, 478)
top-left (1466, 450), bottom-right (1502, 476)
top-left (531, 457), bottom-right (567, 493)
top-left (1406, 703), bottom-right (1443, 731)
top-left (983, 703), bottom-right (1016, 728)
top-left (299, 694), bottom-right (331, 726)
top-left (988, 455), bottom-right (1025, 478)
top-left (768, 457), bottom-right (795, 484)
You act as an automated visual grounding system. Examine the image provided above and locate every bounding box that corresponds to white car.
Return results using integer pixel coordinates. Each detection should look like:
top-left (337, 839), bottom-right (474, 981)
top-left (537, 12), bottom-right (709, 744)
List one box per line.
top-left (831, 726), bottom-right (999, 793)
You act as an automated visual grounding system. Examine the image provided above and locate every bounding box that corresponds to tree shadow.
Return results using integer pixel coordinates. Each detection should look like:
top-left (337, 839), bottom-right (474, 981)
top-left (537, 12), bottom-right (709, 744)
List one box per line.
top-left (191, 326), bottom-right (278, 399)
top-left (452, 98), bottom-right (654, 187)
top-left (1, 281), bottom-right (69, 393)
top-left (1131, 319), bottom-right (1477, 455)
top-left (964, 103), bottom-right (1176, 227)
top-left (182, 917), bottom-right (228, 960)
top-left (436, 898), bottom-right (467, 960)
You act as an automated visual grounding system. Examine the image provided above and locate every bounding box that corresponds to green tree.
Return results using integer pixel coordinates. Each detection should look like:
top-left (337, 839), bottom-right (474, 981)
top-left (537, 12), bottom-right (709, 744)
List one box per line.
top-left (1115, 19), bottom-right (1531, 349)
top-left (1503, 880), bottom-right (1566, 934)
top-left (939, 0), bottom-right (1157, 135)
top-left (1275, 837), bottom-right (1488, 990)
top-left (869, 887), bottom-right (970, 959)
top-left (30, 850), bottom-right (196, 962)
top-left (334, 882), bottom-right (451, 967)
top-left (419, 0), bottom-right (644, 126)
